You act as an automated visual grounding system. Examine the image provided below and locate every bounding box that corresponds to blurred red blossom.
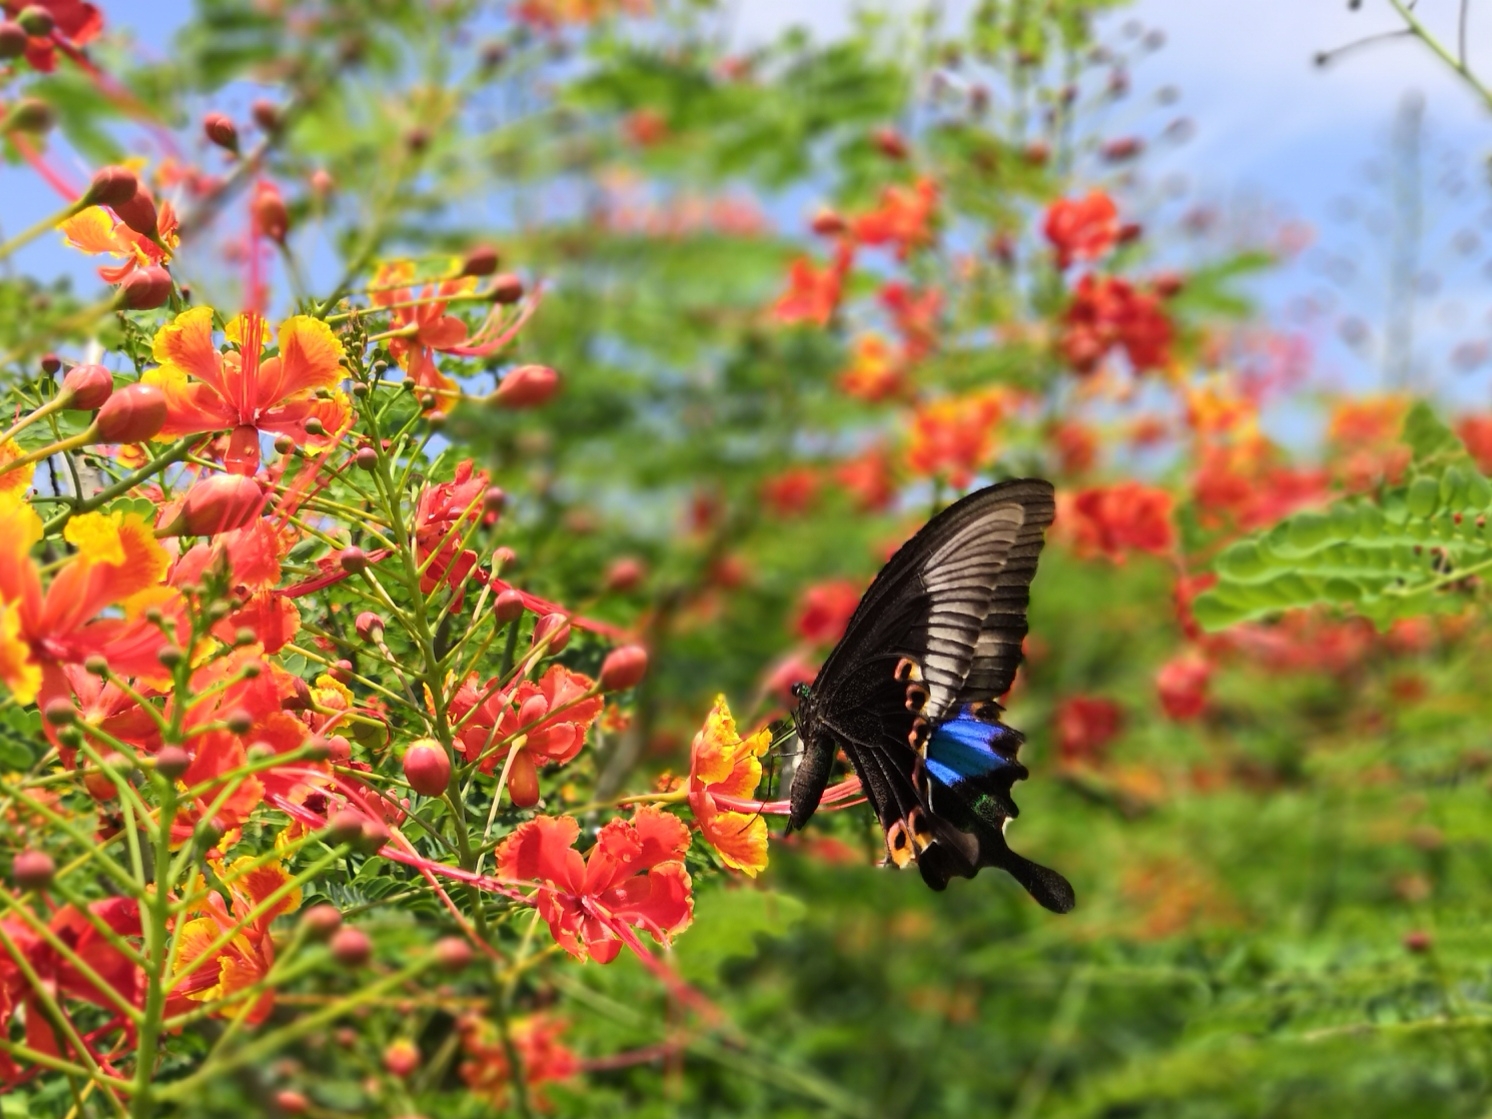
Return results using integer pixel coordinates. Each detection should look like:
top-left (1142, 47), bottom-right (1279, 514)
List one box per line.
top-left (1457, 414), bottom-right (1492, 475)
top-left (835, 447), bottom-right (896, 512)
top-left (1060, 275), bottom-right (1173, 375)
top-left (1054, 696), bottom-right (1124, 767)
top-left (851, 177), bottom-right (939, 259)
top-left (761, 467), bottom-right (821, 518)
top-left (838, 334), bottom-right (904, 402)
top-left (460, 1013), bottom-right (579, 1110)
top-left (772, 244), bottom-right (854, 327)
top-left (906, 389), bottom-right (1004, 488)
top-left (794, 579), bottom-right (865, 645)
top-left (1043, 190), bottom-right (1119, 269)
top-left (1065, 482), bottom-right (1175, 562)
top-left (1155, 653), bottom-right (1212, 721)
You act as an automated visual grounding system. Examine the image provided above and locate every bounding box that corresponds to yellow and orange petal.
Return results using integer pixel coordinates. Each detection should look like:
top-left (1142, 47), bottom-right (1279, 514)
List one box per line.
top-left (58, 207), bottom-right (130, 259)
top-left (689, 695), bottom-right (770, 798)
top-left (0, 604), bottom-right (39, 705)
top-left (274, 316), bottom-right (347, 396)
top-left (152, 306), bottom-right (225, 386)
top-left (700, 810), bottom-right (768, 877)
top-left (0, 440), bottom-right (35, 501)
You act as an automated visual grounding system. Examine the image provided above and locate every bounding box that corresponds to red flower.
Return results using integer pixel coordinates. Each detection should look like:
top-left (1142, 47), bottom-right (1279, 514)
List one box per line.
top-left (1066, 482), bottom-right (1175, 562)
top-left (794, 579), bottom-right (864, 645)
top-left (371, 262), bottom-right (478, 404)
top-left (460, 1013), bottom-right (579, 1109)
top-left (495, 806), bottom-right (693, 963)
top-left (834, 448), bottom-right (895, 512)
top-left (771, 243), bottom-right (854, 327)
top-left (1043, 191), bottom-right (1119, 269)
top-left (144, 307), bottom-right (352, 475)
top-left (1458, 415), bottom-right (1492, 475)
top-left (450, 664), bottom-right (602, 806)
top-left (1060, 275), bottom-right (1173, 375)
top-left (59, 199), bottom-right (179, 285)
top-left (906, 389), bottom-right (1004, 489)
top-left (622, 108), bottom-right (669, 147)
top-left (7, 0), bottom-right (103, 71)
top-left (879, 281), bottom-right (941, 362)
top-left (1156, 653), bottom-right (1212, 721)
top-left (761, 467), bottom-right (821, 518)
top-left (838, 334), bottom-right (903, 402)
top-left (851, 177), bottom-right (938, 259)
top-left (1051, 420), bottom-right (1097, 475)
top-left (1054, 696), bottom-right (1124, 767)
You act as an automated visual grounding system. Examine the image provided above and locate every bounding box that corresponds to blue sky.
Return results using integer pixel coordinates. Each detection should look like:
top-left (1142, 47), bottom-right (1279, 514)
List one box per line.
top-left (8, 0), bottom-right (1492, 414)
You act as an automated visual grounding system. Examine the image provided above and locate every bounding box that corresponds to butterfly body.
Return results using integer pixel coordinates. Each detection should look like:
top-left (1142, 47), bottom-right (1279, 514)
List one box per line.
top-left (788, 478), bottom-right (1074, 913)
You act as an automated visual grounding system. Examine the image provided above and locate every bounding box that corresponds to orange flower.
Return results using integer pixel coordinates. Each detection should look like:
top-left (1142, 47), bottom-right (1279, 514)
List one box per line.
top-left (771, 243), bottom-right (854, 327)
top-left (761, 467), bottom-right (821, 518)
top-left (0, 501), bottom-right (170, 706)
top-left (906, 389), bottom-right (1004, 488)
top-left (851, 176), bottom-right (939, 259)
top-left (1043, 190), bottom-right (1119, 269)
top-left (834, 447), bottom-right (895, 511)
top-left (1328, 394), bottom-right (1407, 447)
top-left (687, 696), bottom-right (771, 876)
top-left (495, 806), bottom-right (693, 963)
top-left (143, 307), bottom-right (351, 474)
top-left (370, 261), bottom-right (479, 404)
top-left (838, 334), bottom-right (903, 402)
top-left (1066, 482), bottom-right (1175, 562)
top-left (514, 0), bottom-right (649, 27)
top-left (58, 199), bottom-right (178, 283)
top-left (879, 281), bottom-right (941, 362)
top-left (1060, 274), bottom-right (1173, 375)
top-left (171, 856), bottom-right (301, 1025)
top-left (460, 1014), bottom-right (579, 1110)
top-left (1457, 415), bottom-right (1492, 474)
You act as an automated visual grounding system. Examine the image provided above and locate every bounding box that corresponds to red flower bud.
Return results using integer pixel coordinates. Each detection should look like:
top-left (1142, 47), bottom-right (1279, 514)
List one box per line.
top-left (155, 745), bottom-right (191, 780)
top-left (252, 182), bottom-right (289, 244)
top-left (82, 165), bottom-right (139, 209)
top-left (40, 352), bottom-right (60, 375)
top-left (872, 127), bottom-right (908, 160)
top-left (203, 111), bottom-right (240, 153)
top-left (12, 850), bottom-right (54, 891)
top-left (252, 99), bottom-right (281, 132)
top-left (433, 936), bottom-right (473, 972)
top-left (489, 272), bottom-right (524, 304)
top-left (357, 818), bottom-right (390, 855)
top-left (94, 383), bottom-right (167, 443)
top-left (604, 556), bottom-right (646, 593)
top-left (339, 547), bottom-right (369, 574)
top-left (112, 185), bottom-right (160, 240)
top-left (0, 22), bottom-right (26, 60)
top-left (274, 1091), bottom-right (308, 1115)
top-left (355, 611), bottom-right (385, 641)
top-left (810, 207), bottom-right (846, 236)
top-left (330, 658), bottom-right (353, 684)
top-left (402, 739), bottom-right (451, 797)
top-left (60, 363), bottom-right (114, 411)
top-left (460, 244), bottom-right (500, 277)
top-left (299, 903), bottom-right (343, 941)
top-left (42, 698), bottom-right (75, 726)
top-left (494, 589), bottom-right (525, 625)
top-left (383, 1039), bottom-right (420, 1079)
top-left (325, 809), bottom-right (366, 846)
top-left (118, 265), bottom-right (173, 310)
top-left (16, 6), bottom-right (54, 36)
top-left (531, 612), bottom-right (570, 653)
top-left (492, 364), bottom-right (559, 409)
top-left (482, 486), bottom-right (506, 516)
top-left (507, 751), bottom-right (540, 807)
top-left (310, 168), bottom-right (334, 196)
top-left (1404, 929), bottom-right (1433, 954)
top-left (600, 645), bottom-right (648, 691)
top-left (168, 474), bottom-right (264, 537)
top-left (354, 446), bottom-right (378, 470)
top-left (330, 926), bottom-right (372, 967)
top-left (224, 708), bottom-right (254, 735)
top-left (326, 735), bottom-right (353, 763)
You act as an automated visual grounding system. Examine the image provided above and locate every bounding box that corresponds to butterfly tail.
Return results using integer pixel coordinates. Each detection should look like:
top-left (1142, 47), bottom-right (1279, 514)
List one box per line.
top-left (918, 818), bottom-right (1075, 913)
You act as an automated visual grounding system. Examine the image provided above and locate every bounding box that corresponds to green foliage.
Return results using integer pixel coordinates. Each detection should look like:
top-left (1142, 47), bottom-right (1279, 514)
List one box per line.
top-left (1197, 403), bottom-right (1492, 629)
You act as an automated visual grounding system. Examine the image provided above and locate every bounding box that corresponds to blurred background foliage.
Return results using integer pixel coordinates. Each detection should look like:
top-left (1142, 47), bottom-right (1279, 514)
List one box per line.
top-left (9, 0), bottom-right (1492, 1114)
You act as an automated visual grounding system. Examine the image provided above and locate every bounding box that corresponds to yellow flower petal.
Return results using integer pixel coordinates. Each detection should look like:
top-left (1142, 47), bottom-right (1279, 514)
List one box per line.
top-left (63, 511), bottom-right (126, 567)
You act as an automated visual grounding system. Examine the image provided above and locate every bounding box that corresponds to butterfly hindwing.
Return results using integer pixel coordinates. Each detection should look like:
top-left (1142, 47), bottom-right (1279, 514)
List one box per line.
top-left (789, 478), bottom-right (1073, 912)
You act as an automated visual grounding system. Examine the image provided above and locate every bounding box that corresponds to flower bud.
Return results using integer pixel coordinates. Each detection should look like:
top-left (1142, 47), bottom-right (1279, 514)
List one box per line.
top-left (354, 446), bottom-right (378, 471)
top-left (355, 611), bottom-right (384, 641)
top-left (42, 698), bottom-right (75, 726)
top-left (329, 926), bottom-right (372, 968)
top-left (235, 627), bottom-right (257, 648)
top-left (482, 486), bottom-right (505, 516)
top-left (118, 265), bottom-right (174, 311)
top-left (492, 364), bottom-right (558, 409)
top-left (383, 1040), bottom-right (420, 1079)
top-left (168, 474), bottom-right (264, 537)
top-left (330, 658), bottom-right (353, 684)
top-left (507, 752), bottom-right (540, 808)
top-left (357, 818), bottom-right (390, 855)
top-left (810, 207), bottom-right (846, 236)
top-left (59, 363), bottom-right (114, 411)
top-left (604, 556), bottom-right (645, 593)
top-left (489, 272), bottom-right (524, 304)
top-left (85, 655), bottom-right (109, 676)
top-left (1404, 929), bottom-right (1433, 954)
top-left (872, 126), bottom-right (908, 160)
top-left (252, 99), bottom-right (281, 132)
top-left (252, 183), bottom-right (289, 244)
top-left (112, 185), bottom-right (160, 240)
top-left (12, 850), bottom-right (54, 891)
top-left (246, 741), bottom-right (275, 763)
top-left (82, 165), bottom-right (139, 209)
top-left (202, 111), bottom-right (240, 153)
top-left (193, 816), bottom-right (226, 851)
top-left (155, 745), bottom-right (191, 780)
top-left (16, 6), bottom-right (54, 36)
top-left (325, 809), bottom-right (366, 846)
top-left (300, 735), bottom-right (331, 762)
top-left (531, 612), bottom-right (570, 653)
top-left (494, 589), bottom-right (525, 625)
top-left (0, 21), bottom-right (26, 59)
top-left (310, 168), bottom-right (334, 196)
top-left (433, 936), bottom-right (473, 972)
top-left (402, 739), bottom-right (451, 797)
top-left (40, 352), bottom-right (60, 375)
top-left (156, 644), bottom-right (184, 669)
top-left (323, 735), bottom-right (351, 764)
top-left (600, 645), bottom-right (648, 691)
top-left (339, 547), bottom-right (369, 574)
top-left (275, 1090), bottom-right (308, 1114)
top-left (224, 708), bottom-right (254, 735)
top-left (3, 98), bottom-right (55, 135)
top-left (460, 244), bottom-right (500, 277)
top-left (299, 903), bottom-right (343, 941)
top-left (95, 382), bottom-right (167, 443)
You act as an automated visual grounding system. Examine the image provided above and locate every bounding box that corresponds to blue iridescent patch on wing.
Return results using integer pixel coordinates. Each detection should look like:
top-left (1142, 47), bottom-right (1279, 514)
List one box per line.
top-left (925, 705), bottom-right (1024, 788)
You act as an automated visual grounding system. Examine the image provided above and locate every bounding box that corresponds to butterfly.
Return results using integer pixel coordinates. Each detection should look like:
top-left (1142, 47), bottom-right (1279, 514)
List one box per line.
top-left (787, 478), bottom-right (1074, 912)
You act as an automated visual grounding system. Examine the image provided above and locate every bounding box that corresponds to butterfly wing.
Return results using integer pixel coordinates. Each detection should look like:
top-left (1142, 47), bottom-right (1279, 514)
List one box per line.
top-left (790, 478), bottom-right (1073, 912)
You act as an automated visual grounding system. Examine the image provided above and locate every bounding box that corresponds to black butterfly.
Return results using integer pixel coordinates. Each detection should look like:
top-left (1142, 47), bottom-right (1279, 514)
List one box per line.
top-left (788, 478), bottom-right (1074, 913)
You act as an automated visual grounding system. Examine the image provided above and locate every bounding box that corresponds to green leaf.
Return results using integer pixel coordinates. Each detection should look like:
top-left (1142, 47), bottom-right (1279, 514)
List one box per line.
top-left (674, 888), bottom-right (807, 983)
